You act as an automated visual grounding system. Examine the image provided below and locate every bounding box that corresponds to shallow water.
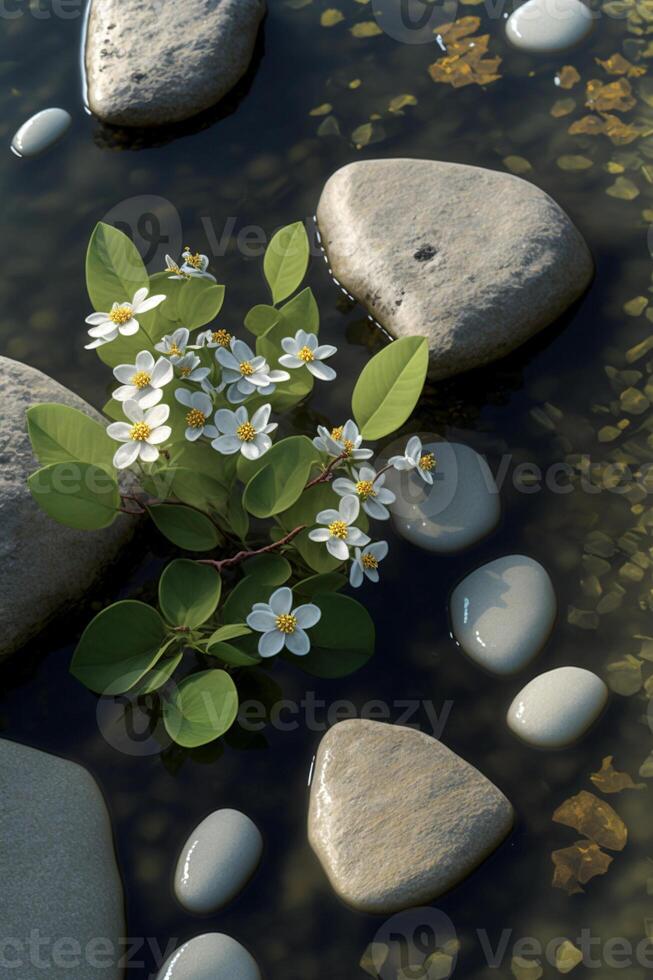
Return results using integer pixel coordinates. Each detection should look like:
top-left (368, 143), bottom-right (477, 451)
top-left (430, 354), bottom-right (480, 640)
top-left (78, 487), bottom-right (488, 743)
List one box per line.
top-left (2, 1), bottom-right (653, 977)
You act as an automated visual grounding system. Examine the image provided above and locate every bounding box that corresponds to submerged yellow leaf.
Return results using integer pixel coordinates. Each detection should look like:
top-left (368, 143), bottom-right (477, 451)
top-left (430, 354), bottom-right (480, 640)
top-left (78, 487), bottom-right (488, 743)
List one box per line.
top-left (388, 94), bottom-right (417, 113)
top-left (503, 155), bottom-right (533, 174)
top-left (606, 176), bottom-right (640, 199)
top-left (623, 296), bottom-right (648, 316)
top-left (586, 77), bottom-right (636, 113)
top-left (551, 839), bottom-right (613, 894)
top-left (350, 20), bottom-right (382, 36)
top-left (321, 8), bottom-right (344, 26)
top-left (551, 97), bottom-right (576, 117)
top-left (557, 65), bottom-right (581, 89)
top-left (511, 957), bottom-right (543, 980)
top-left (555, 940), bottom-right (584, 974)
top-left (309, 103), bottom-right (333, 116)
top-left (568, 114), bottom-right (605, 136)
top-left (590, 756), bottom-right (646, 793)
top-left (557, 155), bottom-right (593, 171)
top-left (596, 53), bottom-right (646, 77)
top-left (429, 21), bottom-right (501, 88)
top-left (553, 790), bottom-right (627, 850)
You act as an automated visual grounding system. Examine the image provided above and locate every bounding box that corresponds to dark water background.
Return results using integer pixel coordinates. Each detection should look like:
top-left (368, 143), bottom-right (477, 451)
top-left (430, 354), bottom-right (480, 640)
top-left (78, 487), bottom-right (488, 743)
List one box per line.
top-left (1, 1), bottom-right (652, 977)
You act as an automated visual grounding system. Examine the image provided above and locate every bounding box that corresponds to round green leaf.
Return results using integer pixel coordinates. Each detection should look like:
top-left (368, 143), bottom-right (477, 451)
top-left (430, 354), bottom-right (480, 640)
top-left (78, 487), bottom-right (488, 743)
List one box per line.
top-left (263, 222), bottom-right (310, 304)
top-left (296, 593), bottom-right (376, 678)
top-left (295, 572), bottom-right (347, 598)
top-left (242, 554), bottom-right (292, 585)
top-left (176, 279), bottom-right (225, 330)
top-left (132, 651), bottom-right (183, 695)
top-left (158, 560), bottom-right (222, 628)
top-left (207, 624), bottom-right (252, 644)
top-left (206, 641), bottom-right (260, 667)
top-left (27, 404), bottom-right (116, 470)
top-left (163, 669), bottom-right (239, 747)
top-left (71, 601), bottom-right (167, 695)
top-left (147, 504), bottom-right (221, 551)
top-left (147, 467), bottom-right (228, 511)
top-left (86, 222), bottom-right (149, 312)
top-left (29, 462), bottom-right (120, 530)
top-left (244, 304), bottom-right (279, 337)
top-left (352, 336), bottom-right (429, 440)
top-left (243, 436), bottom-right (320, 518)
top-left (221, 575), bottom-right (271, 624)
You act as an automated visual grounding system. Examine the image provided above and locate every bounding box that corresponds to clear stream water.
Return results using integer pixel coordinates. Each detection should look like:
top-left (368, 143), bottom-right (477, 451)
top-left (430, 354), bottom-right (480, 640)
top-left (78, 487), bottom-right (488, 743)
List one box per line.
top-left (1, 2), bottom-right (652, 978)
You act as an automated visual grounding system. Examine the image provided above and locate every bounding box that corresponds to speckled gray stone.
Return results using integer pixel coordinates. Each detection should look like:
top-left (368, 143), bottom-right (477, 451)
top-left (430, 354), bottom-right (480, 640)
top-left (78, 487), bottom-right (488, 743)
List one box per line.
top-left (174, 809), bottom-right (263, 914)
top-left (85, 0), bottom-right (266, 127)
top-left (157, 933), bottom-right (261, 980)
top-left (308, 720), bottom-right (514, 913)
top-left (0, 357), bottom-right (134, 659)
top-left (317, 159), bottom-right (593, 379)
top-left (11, 108), bottom-right (71, 158)
top-left (450, 555), bottom-right (557, 675)
top-left (507, 667), bottom-right (609, 748)
top-left (506, 0), bottom-right (594, 55)
top-left (0, 739), bottom-right (124, 979)
top-left (382, 440), bottom-right (501, 554)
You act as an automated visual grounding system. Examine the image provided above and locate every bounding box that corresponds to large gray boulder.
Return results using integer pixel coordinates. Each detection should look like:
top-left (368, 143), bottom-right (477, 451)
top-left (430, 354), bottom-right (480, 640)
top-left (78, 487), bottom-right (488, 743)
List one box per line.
top-left (85, 0), bottom-right (266, 127)
top-left (0, 357), bottom-right (133, 660)
top-left (317, 159), bottom-right (593, 379)
top-left (308, 720), bottom-right (514, 913)
top-left (0, 739), bottom-right (124, 980)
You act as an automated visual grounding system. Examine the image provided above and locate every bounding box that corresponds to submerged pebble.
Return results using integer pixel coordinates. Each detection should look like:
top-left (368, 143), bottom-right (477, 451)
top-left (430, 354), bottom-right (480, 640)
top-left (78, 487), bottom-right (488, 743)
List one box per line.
top-left (174, 809), bottom-right (263, 914)
top-left (450, 556), bottom-right (557, 675)
top-left (157, 933), bottom-right (261, 980)
top-left (11, 108), bottom-right (71, 158)
top-left (507, 667), bottom-right (608, 748)
top-left (505, 0), bottom-right (594, 55)
top-left (383, 440), bottom-right (501, 554)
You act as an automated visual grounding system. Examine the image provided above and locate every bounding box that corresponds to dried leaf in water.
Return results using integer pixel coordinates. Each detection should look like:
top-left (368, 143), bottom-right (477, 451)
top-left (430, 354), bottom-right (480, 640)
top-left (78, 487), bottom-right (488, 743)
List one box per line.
top-left (606, 653), bottom-right (643, 695)
top-left (623, 296), bottom-right (648, 315)
top-left (309, 103), bottom-right (333, 116)
top-left (557, 65), bottom-right (581, 89)
top-left (429, 22), bottom-right (501, 88)
top-left (551, 839), bottom-right (613, 894)
top-left (551, 97), bottom-right (576, 117)
top-left (503, 155), bottom-right (533, 174)
top-left (555, 940), bottom-right (584, 974)
top-left (439, 16), bottom-right (481, 41)
top-left (557, 155), bottom-right (594, 171)
top-left (590, 756), bottom-right (646, 793)
top-left (424, 951), bottom-right (455, 979)
top-left (321, 8), bottom-right (344, 26)
top-left (349, 78), bottom-right (362, 89)
top-left (511, 957), bottom-right (543, 980)
top-left (596, 53), bottom-right (647, 77)
top-left (351, 121), bottom-right (386, 148)
top-left (606, 176), bottom-right (640, 199)
top-left (350, 21), bottom-right (383, 36)
top-left (602, 115), bottom-right (642, 145)
top-left (388, 94), bottom-right (417, 113)
top-left (553, 791), bottom-right (628, 850)
top-left (586, 77), bottom-right (637, 113)
top-left (639, 751), bottom-right (653, 778)
top-left (569, 114), bottom-right (605, 136)
top-left (360, 942), bottom-right (388, 977)
top-left (316, 115), bottom-right (341, 137)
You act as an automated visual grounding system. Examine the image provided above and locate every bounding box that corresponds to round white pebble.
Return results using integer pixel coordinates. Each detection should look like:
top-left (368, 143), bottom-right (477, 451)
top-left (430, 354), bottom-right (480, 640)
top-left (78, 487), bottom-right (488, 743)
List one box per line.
top-left (382, 440), bottom-right (500, 554)
top-left (157, 933), bottom-right (261, 980)
top-left (11, 108), bottom-right (71, 158)
top-left (174, 809), bottom-right (263, 914)
top-left (450, 555), bottom-right (557, 675)
top-left (505, 0), bottom-right (594, 55)
top-left (507, 666), bottom-right (608, 748)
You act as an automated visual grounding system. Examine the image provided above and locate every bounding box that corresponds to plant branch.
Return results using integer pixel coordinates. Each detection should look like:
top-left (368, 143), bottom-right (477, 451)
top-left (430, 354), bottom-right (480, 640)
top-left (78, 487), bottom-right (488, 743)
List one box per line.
top-left (305, 452), bottom-right (348, 489)
top-left (197, 524), bottom-right (307, 572)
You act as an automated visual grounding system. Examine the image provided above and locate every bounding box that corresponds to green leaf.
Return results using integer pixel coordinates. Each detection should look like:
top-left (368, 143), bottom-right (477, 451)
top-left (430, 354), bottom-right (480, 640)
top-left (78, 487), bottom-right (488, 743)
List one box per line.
top-left (222, 575), bottom-right (272, 624)
top-left (260, 288), bottom-right (319, 347)
top-left (132, 650), bottom-right (184, 695)
top-left (296, 593), bottom-right (375, 678)
top-left (277, 483), bottom-right (343, 574)
top-left (244, 304), bottom-right (279, 337)
top-left (243, 436), bottom-right (320, 518)
top-left (176, 279), bottom-right (225, 330)
top-left (242, 554), bottom-right (292, 585)
top-left (263, 222), bottom-right (310, 304)
top-left (28, 462), bottom-right (120, 530)
top-left (147, 504), bottom-right (221, 552)
top-left (71, 601), bottom-right (167, 695)
top-left (225, 484), bottom-right (250, 541)
top-left (86, 222), bottom-right (149, 312)
top-left (352, 336), bottom-right (429, 440)
top-left (146, 467), bottom-right (228, 511)
top-left (163, 669), bottom-right (239, 747)
top-left (207, 623), bottom-right (252, 644)
top-left (295, 572), bottom-right (347, 598)
top-left (27, 404), bottom-right (116, 470)
top-left (206, 641), bottom-right (260, 667)
top-left (158, 560), bottom-right (222, 628)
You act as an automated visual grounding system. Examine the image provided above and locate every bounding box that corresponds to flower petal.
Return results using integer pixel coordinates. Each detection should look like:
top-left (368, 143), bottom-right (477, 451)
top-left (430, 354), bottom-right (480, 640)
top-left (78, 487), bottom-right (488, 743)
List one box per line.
top-left (307, 361), bottom-right (336, 382)
top-left (269, 587), bottom-right (293, 616)
top-left (247, 610), bottom-right (277, 633)
top-left (339, 494), bottom-right (360, 525)
top-left (326, 538), bottom-right (349, 561)
top-left (350, 562), bottom-right (364, 589)
top-left (258, 630), bottom-right (286, 658)
top-left (308, 528), bottom-right (330, 542)
top-left (285, 628), bottom-right (310, 656)
top-left (294, 604), bottom-right (321, 629)
top-left (212, 435), bottom-right (240, 454)
top-left (106, 422), bottom-right (132, 442)
top-left (113, 441), bottom-right (140, 469)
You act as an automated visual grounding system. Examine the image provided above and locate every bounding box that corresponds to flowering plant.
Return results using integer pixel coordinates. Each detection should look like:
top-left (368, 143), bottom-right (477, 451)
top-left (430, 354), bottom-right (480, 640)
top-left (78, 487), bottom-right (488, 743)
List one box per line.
top-left (26, 221), bottom-right (429, 748)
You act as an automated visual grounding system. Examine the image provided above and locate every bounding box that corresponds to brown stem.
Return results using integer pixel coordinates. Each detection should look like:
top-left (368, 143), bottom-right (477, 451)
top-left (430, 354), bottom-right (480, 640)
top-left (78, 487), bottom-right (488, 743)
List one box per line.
top-left (197, 524), bottom-right (307, 572)
top-left (305, 452), bottom-right (348, 489)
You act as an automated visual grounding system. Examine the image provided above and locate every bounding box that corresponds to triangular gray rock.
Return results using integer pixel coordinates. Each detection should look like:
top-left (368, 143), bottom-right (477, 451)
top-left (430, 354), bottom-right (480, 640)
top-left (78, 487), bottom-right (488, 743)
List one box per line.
top-left (308, 720), bottom-right (513, 913)
top-left (85, 0), bottom-right (266, 127)
top-left (0, 357), bottom-right (133, 659)
top-left (317, 159), bottom-right (593, 379)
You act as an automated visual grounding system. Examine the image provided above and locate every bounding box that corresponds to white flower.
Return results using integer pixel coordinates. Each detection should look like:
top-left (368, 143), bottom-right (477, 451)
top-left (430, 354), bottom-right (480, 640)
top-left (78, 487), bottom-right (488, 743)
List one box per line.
top-left (174, 389), bottom-right (218, 443)
top-left (155, 327), bottom-right (189, 362)
top-left (85, 287), bottom-right (166, 349)
top-left (191, 328), bottom-right (232, 350)
top-left (164, 254), bottom-right (190, 280)
top-left (332, 465), bottom-right (396, 520)
top-left (211, 404), bottom-right (277, 460)
top-left (350, 541), bottom-right (389, 589)
top-left (180, 247), bottom-right (216, 282)
top-left (313, 419), bottom-right (373, 462)
top-left (246, 587), bottom-right (321, 658)
top-left (216, 337), bottom-right (289, 405)
top-left (308, 494), bottom-right (370, 561)
top-left (175, 352), bottom-right (211, 384)
top-left (389, 435), bottom-right (437, 485)
top-left (107, 400), bottom-right (171, 470)
top-left (112, 351), bottom-right (173, 409)
top-left (279, 330), bottom-right (337, 381)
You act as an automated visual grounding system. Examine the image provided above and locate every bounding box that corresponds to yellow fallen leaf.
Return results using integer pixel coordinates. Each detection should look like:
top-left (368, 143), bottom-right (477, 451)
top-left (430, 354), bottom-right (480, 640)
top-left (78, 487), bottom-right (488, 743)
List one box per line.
top-left (388, 94), bottom-right (417, 113)
top-left (623, 296), bottom-right (648, 316)
top-left (511, 957), bottom-right (543, 980)
top-left (503, 155), bottom-right (533, 174)
top-left (350, 20), bottom-right (382, 37)
top-left (349, 78), bottom-right (362, 89)
top-left (550, 97), bottom-right (576, 117)
top-left (309, 103), bottom-right (333, 116)
top-left (606, 176), bottom-right (640, 200)
top-left (557, 65), bottom-right (581, 89)
top-left (553, 790), bottom-right (627, 850)
top-left (557, 155), bottom-right (593, 171)
top-left (590, 756), bottom-right (646, 792)
top-left (551, 839), bottom-right (613, 894)
top-left (556, 940), bottom-right (584, 974)
top-left (586, 77), bottom-right (636, 113)
top-left (596, 53), bottom-right (646, 77)
top-left (568, 114), bottom-right (605, 136)
top-left (321, 8), bottom-right (344, 26)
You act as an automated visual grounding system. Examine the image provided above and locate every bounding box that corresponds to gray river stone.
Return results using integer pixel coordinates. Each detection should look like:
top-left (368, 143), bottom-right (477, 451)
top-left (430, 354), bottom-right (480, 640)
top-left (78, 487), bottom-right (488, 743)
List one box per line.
top-left (174, 809), bottom-right (263, 914)
top-left (506, 0), bottom-right (594, 55)
top-left (85, 0), bottom-right (266, 127)
top-left (507, 666), bottom-right (609, 748)
top-left (11, 108), bottom-right (71, 158)
top-left (381, 439), bottom-right (501, 554)
top-left (450, 555), bottom-right (557, 675)
top-left (317, 159), bottom-right (593, 379)
top-left (0, 739), bottom-right (124, 980)
top-left (157, 933), bottom-right (261, 980)
top-left (0, 356), bottom-right (134, 660)
top-left (308, 720), bottom-right (514, 913)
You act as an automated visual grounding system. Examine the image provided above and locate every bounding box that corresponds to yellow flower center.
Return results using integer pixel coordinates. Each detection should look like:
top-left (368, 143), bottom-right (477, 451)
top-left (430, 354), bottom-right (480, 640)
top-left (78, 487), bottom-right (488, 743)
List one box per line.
top-left (184, 249), bottom-right (203, 270)
top-left (419, 452), bottom-right (436, 472)
top-left (331, 426), bottom-right (343, 441)
top-left (239, 360), bottom-right (254, 377)
top-left (168, 343), bottom-right (183, 357)
top-left (362, 553), bottom-right (379, 570)
top-left (237, 421), bottom-right (256, 442)
top-left (212, 329), bottom-right (231, 348)
top-left (130, 422), bottom-right (151, 442)
top-left (131, 371), bottom-right (151, 390)
top-left (342, 439), bottom-right (355, 457)
top-left (179, 367), bottom-right (192, 378)
top-left (276, 613), bottom-right (297, 634)
top-left (328, 520), bottom-right (348, 540)
top-left (355, 480), bottom-right (376, 501)
top-left (109, 305), bottom-right (133, 326)
top-left (186, 409), bottom-right (206, 429)
top-left (298, 346), bottom-right (314, 363)
top-left (168, 262), bottom-right (182, 275)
